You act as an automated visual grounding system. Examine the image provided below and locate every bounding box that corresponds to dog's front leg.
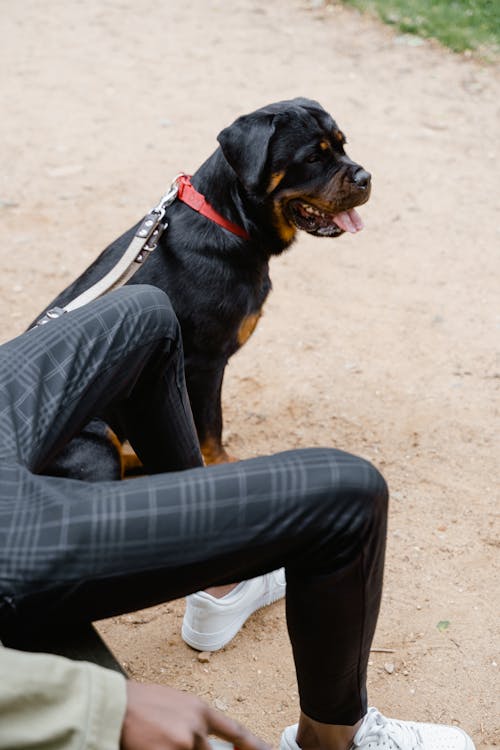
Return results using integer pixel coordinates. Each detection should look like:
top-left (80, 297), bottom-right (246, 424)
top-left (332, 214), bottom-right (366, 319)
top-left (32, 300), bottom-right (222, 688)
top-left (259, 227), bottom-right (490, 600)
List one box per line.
top-left (185, 362), bottom-right (235, 465)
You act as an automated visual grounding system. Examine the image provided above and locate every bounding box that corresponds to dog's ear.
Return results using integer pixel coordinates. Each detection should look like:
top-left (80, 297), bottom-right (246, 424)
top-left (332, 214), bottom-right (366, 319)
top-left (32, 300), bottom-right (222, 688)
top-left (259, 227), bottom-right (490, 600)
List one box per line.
top-left (217, 112), bottom-right (282, 195)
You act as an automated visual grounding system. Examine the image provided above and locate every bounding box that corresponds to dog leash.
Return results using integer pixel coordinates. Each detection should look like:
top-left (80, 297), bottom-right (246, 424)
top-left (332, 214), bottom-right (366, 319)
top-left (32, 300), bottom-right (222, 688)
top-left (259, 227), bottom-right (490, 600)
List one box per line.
top-left (36, 175), bottom-right (249, 326)
top-left (36, 178), bottom-right (179, 325)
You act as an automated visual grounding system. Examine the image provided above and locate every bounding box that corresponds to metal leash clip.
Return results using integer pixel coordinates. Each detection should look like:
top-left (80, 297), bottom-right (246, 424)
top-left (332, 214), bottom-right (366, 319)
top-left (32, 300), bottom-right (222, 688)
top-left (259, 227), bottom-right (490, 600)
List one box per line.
top-left (134, 176), bottom-right (182, 263)
top-left (150, 174), bottom-right (182, 215)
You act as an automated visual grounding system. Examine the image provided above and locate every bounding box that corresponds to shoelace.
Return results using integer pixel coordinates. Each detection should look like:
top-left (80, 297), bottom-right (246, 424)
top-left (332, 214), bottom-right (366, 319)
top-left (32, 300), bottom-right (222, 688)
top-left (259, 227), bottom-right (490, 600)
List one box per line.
top-left (353, 708), bottom-right (424, 750)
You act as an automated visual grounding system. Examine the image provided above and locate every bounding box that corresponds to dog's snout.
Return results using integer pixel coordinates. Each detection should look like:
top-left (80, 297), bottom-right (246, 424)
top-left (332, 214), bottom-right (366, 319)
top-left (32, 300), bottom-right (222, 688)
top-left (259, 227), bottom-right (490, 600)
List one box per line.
top-left (353, 167), bottom-right (371, 189)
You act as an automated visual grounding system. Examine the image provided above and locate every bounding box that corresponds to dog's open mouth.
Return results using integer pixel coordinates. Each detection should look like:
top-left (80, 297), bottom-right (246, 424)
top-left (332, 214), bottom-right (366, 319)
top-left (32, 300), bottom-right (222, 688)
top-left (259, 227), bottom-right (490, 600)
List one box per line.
top-left (287, 200), bottom-right (364, 237)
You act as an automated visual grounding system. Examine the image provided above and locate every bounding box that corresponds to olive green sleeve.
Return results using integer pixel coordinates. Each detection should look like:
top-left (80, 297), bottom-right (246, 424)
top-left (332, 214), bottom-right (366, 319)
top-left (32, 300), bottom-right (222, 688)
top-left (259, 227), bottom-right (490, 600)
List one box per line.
top-left (0, 645), bottom-right (127, 749)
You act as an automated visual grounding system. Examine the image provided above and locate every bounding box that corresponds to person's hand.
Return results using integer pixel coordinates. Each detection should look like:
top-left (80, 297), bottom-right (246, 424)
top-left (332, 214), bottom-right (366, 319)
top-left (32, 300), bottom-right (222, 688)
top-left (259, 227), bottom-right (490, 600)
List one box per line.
top-left (121, 681), bottom-right (272, 750)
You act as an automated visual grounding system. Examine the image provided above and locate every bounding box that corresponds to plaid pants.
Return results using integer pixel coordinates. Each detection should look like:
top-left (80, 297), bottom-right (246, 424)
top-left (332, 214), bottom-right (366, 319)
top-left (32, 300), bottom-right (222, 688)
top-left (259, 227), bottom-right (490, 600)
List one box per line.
top-left (0, 285), bottom-right (387, 724)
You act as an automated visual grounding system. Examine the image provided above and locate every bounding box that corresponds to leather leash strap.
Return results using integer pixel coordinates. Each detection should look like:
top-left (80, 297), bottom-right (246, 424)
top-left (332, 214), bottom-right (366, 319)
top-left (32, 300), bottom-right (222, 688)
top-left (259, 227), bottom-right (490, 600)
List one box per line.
top-left (35, 174), bottom-right (250, 327)
top-left (36, 179), bottom-right (180, 326)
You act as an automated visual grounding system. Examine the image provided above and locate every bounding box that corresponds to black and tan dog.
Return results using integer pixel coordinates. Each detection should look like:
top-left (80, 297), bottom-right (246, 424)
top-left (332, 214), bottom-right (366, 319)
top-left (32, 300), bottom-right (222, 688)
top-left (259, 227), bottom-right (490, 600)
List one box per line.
top-left (36, 97), bottom-right (371, 479)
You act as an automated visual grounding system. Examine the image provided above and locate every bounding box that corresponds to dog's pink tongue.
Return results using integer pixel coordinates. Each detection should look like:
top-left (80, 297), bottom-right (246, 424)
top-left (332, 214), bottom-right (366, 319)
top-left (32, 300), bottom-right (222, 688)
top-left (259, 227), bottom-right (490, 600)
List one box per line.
top-left (333, 208), bottom-right (364, 233)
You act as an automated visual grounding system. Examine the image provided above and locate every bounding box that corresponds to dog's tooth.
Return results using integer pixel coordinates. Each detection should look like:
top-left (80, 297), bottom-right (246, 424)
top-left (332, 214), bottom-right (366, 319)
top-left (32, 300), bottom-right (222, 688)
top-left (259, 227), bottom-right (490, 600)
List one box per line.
top-left (301, 203), bottom-right (327, 218)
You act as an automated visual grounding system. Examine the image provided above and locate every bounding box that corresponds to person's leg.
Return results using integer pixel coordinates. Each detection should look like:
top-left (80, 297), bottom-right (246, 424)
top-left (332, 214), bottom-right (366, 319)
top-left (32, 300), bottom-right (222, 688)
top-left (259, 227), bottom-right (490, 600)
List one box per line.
top-left (0, 284), bottom-right (202, 474)
top-left (1, 444), bottom-right (386, 730)
top-left (0, 283), bottom-right (279, 645)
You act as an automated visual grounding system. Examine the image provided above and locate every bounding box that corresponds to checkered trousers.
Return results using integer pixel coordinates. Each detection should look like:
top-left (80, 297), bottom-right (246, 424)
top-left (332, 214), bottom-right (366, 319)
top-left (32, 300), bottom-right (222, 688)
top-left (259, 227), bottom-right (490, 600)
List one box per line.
top-left (0, 285), bottom-right (388, 725)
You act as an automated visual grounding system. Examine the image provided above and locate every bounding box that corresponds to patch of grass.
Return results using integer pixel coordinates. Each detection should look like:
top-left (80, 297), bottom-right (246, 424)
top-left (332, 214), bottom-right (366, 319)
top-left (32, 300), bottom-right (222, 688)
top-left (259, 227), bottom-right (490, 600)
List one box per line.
top-left (334, 0), bottom-right (500, 56)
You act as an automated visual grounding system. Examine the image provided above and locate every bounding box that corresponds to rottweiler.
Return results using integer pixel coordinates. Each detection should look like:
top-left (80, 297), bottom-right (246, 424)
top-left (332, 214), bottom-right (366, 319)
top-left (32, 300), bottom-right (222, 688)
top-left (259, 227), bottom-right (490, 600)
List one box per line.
top-left (35, 97), bottom-right (371, 479)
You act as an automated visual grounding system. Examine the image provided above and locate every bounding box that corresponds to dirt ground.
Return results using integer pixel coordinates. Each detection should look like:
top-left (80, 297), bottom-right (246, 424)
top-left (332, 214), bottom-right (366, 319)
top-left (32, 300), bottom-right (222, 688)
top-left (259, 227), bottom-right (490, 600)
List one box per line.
top-left (1, 0), bottom-right (499, 747)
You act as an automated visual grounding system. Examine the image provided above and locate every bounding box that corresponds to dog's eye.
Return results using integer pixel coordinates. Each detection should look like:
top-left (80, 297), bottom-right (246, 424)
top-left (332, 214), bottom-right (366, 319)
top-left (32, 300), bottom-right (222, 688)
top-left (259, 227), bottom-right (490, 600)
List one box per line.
top-left (334, 130), bottom-right (347, 146)
top-left (306, 153), bottom-right (322, 164)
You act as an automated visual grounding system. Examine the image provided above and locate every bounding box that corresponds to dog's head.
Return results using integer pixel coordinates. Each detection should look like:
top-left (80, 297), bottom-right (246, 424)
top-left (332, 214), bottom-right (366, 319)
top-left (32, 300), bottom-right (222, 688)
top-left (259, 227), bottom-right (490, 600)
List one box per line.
top-left (217, 97), bottom-right (371, 243)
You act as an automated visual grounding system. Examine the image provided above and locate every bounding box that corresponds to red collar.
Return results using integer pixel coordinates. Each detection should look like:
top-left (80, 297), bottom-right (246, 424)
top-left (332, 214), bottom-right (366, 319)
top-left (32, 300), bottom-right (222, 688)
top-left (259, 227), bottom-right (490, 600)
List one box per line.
top-left (176, 174), bottom-right (250, 241)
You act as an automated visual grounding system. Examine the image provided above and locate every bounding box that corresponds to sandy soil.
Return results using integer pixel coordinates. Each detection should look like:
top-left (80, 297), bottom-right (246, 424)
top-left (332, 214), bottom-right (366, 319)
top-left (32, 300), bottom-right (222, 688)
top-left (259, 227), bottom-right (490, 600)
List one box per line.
top-left (1, 0), bottom-right (499, 747)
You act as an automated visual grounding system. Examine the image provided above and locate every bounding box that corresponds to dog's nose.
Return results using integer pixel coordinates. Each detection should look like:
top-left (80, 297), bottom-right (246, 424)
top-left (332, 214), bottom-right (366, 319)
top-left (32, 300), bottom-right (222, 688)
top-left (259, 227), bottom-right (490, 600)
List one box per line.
top-left (353, 167), bottom-right (371, 189)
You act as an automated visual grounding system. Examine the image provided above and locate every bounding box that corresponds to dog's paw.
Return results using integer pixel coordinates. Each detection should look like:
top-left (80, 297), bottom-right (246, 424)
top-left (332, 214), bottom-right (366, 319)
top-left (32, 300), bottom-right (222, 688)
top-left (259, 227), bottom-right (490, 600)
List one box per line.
top-left (202, 442), bottom-right (239, 465)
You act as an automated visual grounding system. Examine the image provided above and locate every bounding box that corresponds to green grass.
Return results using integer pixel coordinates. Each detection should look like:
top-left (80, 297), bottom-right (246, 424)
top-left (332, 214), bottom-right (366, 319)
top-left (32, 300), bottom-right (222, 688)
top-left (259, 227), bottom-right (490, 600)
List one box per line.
top-left (333, 0), bottom-right (500, 57)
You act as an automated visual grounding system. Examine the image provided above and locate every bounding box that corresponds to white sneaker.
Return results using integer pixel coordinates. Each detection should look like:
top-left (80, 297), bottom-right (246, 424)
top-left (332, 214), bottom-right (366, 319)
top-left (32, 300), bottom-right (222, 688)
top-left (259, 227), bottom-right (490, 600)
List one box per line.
top-left (182, 569), bottom-right (286, 651)
top-left (280, 707), bottom-right (475, 750)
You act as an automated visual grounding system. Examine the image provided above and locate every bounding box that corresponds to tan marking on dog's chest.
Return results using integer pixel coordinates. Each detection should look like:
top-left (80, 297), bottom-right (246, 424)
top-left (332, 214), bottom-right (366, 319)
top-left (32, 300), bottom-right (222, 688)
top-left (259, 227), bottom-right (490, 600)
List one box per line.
top-left (237, 310), bottom-right (262, 347)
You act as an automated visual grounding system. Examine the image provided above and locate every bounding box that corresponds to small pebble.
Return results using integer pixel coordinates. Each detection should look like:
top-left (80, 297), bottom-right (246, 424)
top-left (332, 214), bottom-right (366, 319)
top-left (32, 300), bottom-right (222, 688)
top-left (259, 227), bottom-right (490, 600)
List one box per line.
top-left (197, 651), bottom-right (211, 663)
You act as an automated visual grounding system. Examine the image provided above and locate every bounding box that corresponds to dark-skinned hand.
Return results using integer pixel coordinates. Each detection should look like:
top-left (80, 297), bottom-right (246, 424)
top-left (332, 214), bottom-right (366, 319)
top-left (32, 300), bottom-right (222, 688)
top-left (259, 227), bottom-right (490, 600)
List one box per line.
top-left (121, 681), bottom-right (272, 750)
